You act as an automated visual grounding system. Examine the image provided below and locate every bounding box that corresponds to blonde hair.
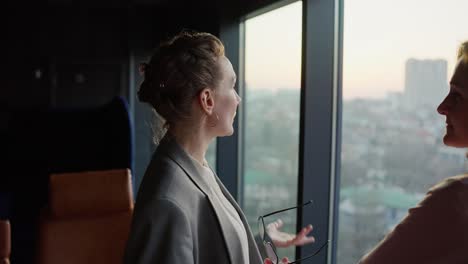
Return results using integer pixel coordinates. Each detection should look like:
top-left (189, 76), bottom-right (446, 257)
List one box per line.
top-left (457, 41), bottom-right (468, 63)
top-left (459, 41), bottom-right (468, 159)
top-left (138, 31), bottom-right (225, 127)
top-left (138, 31), bottom-right (225, 144)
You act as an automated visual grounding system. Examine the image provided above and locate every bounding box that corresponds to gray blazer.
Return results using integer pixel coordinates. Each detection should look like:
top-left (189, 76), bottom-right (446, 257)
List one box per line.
top-left (124, 136), bottom-right (263, 264)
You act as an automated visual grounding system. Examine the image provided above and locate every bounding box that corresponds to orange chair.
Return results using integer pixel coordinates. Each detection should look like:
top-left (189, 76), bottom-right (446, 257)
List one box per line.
top-left (0, 220), bottom-right (10, 264)
top-left (37, 169), bottom-right (134, 264)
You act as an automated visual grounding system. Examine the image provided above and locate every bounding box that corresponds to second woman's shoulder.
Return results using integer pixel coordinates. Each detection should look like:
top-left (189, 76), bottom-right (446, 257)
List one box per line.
top-left (423, 174), bottom-right (468, 213)
top-left (428, 174), bottom-right (468, 193)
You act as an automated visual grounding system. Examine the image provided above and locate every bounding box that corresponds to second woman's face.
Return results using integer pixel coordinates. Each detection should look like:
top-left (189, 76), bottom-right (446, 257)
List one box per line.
top-left (437, 59), bottom-right (468, 147)
top-left (213, 56), bottom-right (241, 136)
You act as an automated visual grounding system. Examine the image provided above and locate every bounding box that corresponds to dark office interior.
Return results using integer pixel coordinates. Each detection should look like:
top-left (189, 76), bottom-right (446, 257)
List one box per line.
top-left (3, 1), bottom-right (296, 263)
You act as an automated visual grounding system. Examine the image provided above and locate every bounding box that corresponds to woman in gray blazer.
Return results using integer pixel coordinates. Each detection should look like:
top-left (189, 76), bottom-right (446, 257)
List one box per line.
top-left (123, 31), bottom-right (315, 264)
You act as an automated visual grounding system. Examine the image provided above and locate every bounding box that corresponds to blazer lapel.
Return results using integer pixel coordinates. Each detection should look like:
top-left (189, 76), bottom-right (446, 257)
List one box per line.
top-left (213, 172), bottom-right (264, 264)
top-left (158, 136), bottom-right (244, 264)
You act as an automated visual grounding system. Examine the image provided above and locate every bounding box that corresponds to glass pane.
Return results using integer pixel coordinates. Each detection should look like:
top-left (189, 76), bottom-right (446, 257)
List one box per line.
top-left (337, 0), bottom-right (468, 263)
top-left (206, 139), bottom-right (216, 170)
top-left (241, 1), bottom-right (302, 260)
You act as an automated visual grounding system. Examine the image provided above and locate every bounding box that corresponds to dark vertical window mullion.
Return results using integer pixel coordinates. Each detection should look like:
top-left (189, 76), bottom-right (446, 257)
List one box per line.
top-left (217, 21), bottom-right (242, 201)
top-left (237, 22), bottom-right (246, 207)
top-left (298, 0), bottom-right (342, 263)
top-left (331, 0), bottom-right (344, 262)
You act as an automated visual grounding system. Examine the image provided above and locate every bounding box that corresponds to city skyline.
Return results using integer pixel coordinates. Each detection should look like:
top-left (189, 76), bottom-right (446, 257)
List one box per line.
top-left (244, 0), bottom-right (468, 100)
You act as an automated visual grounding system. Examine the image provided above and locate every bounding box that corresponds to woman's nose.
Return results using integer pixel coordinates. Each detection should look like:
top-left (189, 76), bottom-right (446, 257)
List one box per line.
top-left (437, 97), bottom-right (449, 115)
top-left (236, 92), bottom-right (242, 104)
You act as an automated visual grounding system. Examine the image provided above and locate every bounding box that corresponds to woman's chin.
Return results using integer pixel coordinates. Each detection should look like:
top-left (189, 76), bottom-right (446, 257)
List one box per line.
top-left (225, 127), bottom-right (234, 136)
top-left (443, 135), bottom-right (454, 146)
top-left (443, 134), bottom-right (468, 148)
top-left (216, 127), bottom-right (234, 137)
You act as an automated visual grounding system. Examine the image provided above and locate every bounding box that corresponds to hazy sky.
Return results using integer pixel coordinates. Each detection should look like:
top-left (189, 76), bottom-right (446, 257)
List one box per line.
top-left (244, 0), bottom-right (468, 99)
top-left (245, 1), bottom-right (302, 91)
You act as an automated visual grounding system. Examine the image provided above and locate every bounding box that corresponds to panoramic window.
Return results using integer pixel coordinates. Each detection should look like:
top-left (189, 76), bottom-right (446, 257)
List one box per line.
top-left (241, 1), bottom-right (302, 259)
top-left (337, 0), bottom-right (468, 263)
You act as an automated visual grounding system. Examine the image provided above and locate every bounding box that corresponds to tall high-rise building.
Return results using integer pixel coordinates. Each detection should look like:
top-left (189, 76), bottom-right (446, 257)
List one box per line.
top-left (404, 59), bottom-right (447, 106)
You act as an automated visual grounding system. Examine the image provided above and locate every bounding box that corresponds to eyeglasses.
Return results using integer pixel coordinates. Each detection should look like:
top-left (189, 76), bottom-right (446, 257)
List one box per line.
top-left (258, 200), bottom-right (329, 264)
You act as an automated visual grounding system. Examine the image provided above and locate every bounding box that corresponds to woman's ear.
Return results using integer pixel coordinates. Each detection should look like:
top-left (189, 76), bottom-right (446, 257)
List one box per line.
top-left (198, 88), bottom-right (215, 115)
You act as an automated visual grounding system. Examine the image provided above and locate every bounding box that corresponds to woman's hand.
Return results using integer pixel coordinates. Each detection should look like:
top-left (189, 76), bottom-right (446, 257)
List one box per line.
top-left (264, 257), bottom-right (289, 264)
top-left (266, 219), bottom-right (315, 248)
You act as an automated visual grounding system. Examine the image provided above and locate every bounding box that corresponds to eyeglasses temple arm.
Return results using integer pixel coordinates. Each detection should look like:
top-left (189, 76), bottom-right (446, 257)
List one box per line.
top-left (287, 240), bottom-right (329, 264)
top-left (262, 200), bottom-right (313, 218)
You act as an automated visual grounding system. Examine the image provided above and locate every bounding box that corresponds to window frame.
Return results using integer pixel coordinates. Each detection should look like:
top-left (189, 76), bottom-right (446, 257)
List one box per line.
top-left (218, 0), bottom-right (344, 262)
top-left (299, 0), bottom-right (343, 263)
